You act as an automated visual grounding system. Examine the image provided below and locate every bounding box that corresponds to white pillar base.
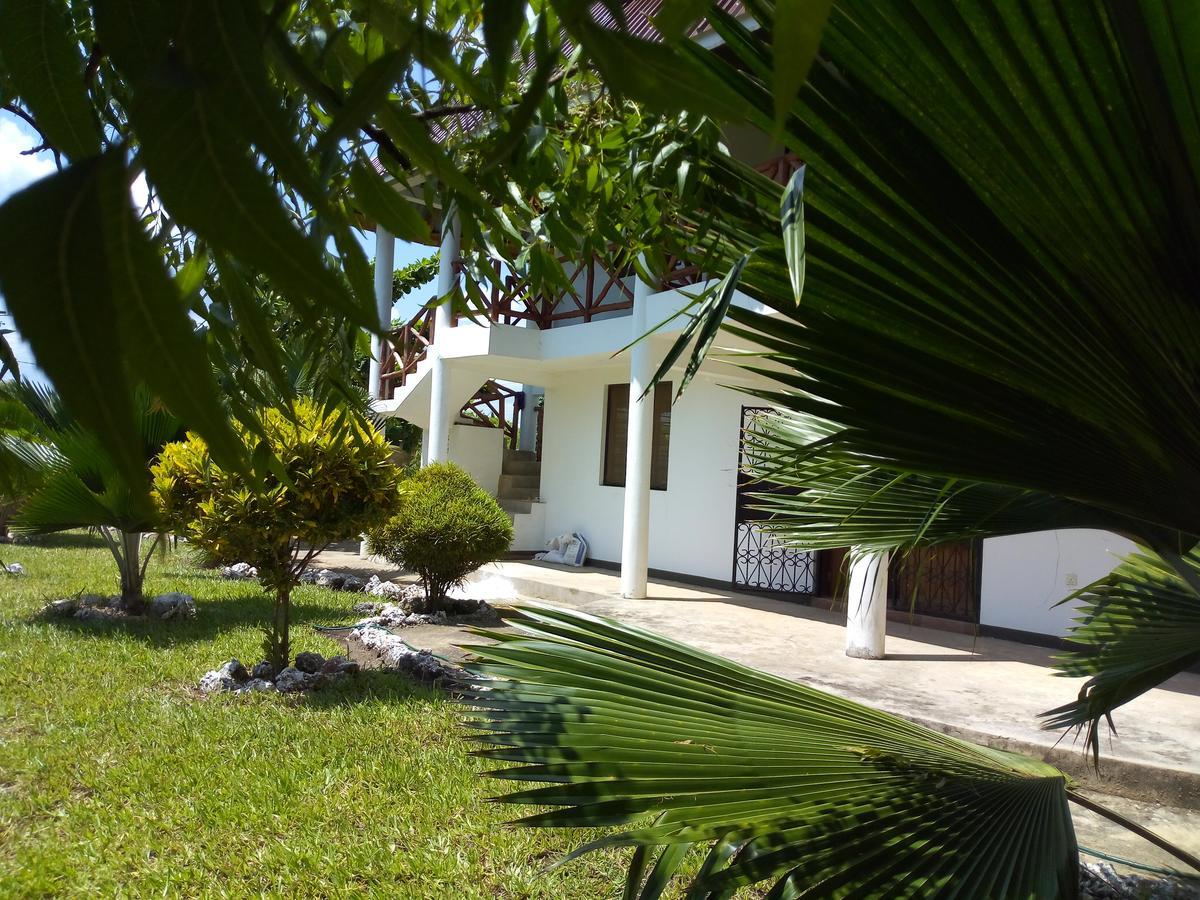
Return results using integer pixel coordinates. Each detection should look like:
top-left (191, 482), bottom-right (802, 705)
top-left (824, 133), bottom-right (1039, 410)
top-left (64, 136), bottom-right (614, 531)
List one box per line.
top-left (846, 549), bottom-right (889, 659)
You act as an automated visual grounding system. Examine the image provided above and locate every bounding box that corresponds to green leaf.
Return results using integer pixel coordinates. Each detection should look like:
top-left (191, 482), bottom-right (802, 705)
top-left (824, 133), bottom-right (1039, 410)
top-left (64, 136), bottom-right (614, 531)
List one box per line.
top-left (0, 0), bottom-right (101, 160)
top-left (123, 58), bottom-right (371, 328)
top-left (0, 159), bottom-right (142, 489)
top-left (0, 331), bottom-right (19, 381)
top-left (779, 164), bottom-right (805, 303)
top-left (350, 161), bottom-right (430, 243)
top-left (652, 0), bottom-right (712, 42)
top-left (771, 0), bottom-right (832, 130)
top-left (176, 0), bottom-right (327, 211)
top-left (96, 154), bottom-right (245, 471)
top-left (467, 605), bottom-right (1079, 898)
top-left (557, 8), bottom-right (748, 123)
top-left (1042, 548), bottom-right (1200, 763)
top-left (483, 0), bottom-right (525, 88)
top-left (647, 253), bottom-right (749, 401)
top-left (317, 50), bottom-right (412, 159)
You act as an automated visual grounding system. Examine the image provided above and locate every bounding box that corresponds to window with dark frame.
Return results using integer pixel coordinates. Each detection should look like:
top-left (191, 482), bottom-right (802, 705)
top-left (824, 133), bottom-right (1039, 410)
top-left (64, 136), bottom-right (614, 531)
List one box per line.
top-left (602, 382), bottom-right (672, 490)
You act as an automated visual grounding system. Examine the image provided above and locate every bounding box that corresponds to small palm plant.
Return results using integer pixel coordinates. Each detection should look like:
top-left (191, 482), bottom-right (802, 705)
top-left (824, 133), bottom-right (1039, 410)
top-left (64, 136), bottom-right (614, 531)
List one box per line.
top-left (10, 385), bottom-right (180, 610)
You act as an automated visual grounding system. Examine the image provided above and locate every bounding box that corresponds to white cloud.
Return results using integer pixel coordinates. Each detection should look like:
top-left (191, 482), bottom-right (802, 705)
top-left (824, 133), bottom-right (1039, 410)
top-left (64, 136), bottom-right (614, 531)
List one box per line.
top-left (0, 116), bottom-right (56, 203)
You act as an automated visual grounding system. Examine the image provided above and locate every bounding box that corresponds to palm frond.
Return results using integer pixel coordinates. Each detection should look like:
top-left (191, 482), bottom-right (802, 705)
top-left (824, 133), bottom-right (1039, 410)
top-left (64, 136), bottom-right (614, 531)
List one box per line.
top-left (466, 605), bottom-right (1080, 899)
top-left (1041, 549), bottom-right (1200, 762)
top-left (741, 411), bottom-right (1166, 552)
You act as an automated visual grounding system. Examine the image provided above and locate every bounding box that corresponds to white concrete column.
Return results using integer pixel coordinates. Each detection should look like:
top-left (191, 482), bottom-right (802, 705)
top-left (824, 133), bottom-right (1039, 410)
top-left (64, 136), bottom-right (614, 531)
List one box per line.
top-left (368, 225), bottom-right (395, 401)
top-left (619, 275), bottom-right (656, 598)
top-left (846, 549), bottom-right (889, 659)
top-left (426, 211), bottom-right (461, 464)
top-left (518, 387), bottom-right (544, 453)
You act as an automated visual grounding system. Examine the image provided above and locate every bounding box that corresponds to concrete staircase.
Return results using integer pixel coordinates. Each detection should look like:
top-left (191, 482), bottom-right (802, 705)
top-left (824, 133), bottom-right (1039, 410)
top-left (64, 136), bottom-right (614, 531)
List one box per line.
top-left (497, 449), bottom-right (540, 515)
top-left (498, 449), bottom-right (546, 551)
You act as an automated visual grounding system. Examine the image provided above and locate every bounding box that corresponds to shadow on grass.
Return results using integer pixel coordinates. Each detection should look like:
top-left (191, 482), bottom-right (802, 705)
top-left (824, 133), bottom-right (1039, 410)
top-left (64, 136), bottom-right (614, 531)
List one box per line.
top-left (30, 592), bottom-right (361, 649)
top-left (296, 669), bottom-right (447, 708)
top-left (8, 531), bottom-right (109, 551)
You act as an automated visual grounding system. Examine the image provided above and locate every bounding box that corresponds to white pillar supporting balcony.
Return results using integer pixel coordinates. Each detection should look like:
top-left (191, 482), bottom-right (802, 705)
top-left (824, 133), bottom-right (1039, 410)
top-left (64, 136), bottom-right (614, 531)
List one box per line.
top-left (619, 275), bottom-right (656, 599)
top-left (426, 211), bottom-right (461, 465)
top-left (518, 387), bottom-right (544, 454)
top-left (845, 548), bottom-right (889, 659)
top-left (368, 225), bottom-right (395, 401)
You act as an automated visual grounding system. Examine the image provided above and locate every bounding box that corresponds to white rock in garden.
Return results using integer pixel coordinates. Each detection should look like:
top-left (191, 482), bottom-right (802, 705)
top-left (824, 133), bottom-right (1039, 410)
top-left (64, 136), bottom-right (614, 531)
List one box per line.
top-left (200, 669), bottom-right (237, 693)
top-left (78, 593), bottom-right (109, 608)
top-left (237, 678), bottom-right (275, 693)
top-left (44, 598), bottom-right (76, 617)
top-left (4, 562), bottom-right (25, 575)
top-left (314, 569), bottom-right (345, 588)
top-left (150, 593), bottom-right (197, 620)
top-left (219, 562), bottom-right (258, 580)
top-left (340, 575), bottom-right (365, 592)
top-left (274, 666), bottom-right (312, 693)
top-left (347, 624), bottom-right (460, 682)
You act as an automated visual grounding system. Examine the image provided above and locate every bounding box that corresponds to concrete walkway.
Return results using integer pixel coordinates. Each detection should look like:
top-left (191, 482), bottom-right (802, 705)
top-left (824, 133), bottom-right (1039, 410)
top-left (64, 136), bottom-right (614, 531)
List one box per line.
top-left (466, 561), bottom-right (1200, 810)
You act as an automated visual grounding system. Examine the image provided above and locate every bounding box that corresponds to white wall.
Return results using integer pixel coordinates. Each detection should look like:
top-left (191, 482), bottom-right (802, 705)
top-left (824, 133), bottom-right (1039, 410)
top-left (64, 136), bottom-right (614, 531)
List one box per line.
top-left (979, 529), bottom-right (1135, 637)
top-left (540, 371), bottom-right (747, 582)
top-left (448, 423), bottom-right (504, 496)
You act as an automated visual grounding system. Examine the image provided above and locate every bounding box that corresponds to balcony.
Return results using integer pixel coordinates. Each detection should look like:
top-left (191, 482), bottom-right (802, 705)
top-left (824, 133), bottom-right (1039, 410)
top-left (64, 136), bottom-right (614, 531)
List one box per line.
top-left (378, 152), bottom-right (800, 400)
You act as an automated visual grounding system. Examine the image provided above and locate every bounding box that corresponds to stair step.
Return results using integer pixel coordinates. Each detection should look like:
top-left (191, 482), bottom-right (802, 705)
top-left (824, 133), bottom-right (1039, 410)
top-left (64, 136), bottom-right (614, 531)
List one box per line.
top-left (502, 459), bottom-right (541, 477)
top-left (499, 497), bottom-right (533, 515)
top-left (504, 449), bottom-right (537, 463)
top-left (498, 484), bottom-right (539, 501)
top-left (499, 473), bottom-right (540, 493)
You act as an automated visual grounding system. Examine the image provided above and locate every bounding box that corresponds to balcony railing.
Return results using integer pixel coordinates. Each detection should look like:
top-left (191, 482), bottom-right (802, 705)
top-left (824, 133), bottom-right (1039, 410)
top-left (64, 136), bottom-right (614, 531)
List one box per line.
top-left (472, 256), bottom-right (636, 329)
top-left (379, 306), bottom-right (435, 399)
top-left (458, 379), bottom-right (523, 449)
top-left (377, 152), bottom-right (801, 400)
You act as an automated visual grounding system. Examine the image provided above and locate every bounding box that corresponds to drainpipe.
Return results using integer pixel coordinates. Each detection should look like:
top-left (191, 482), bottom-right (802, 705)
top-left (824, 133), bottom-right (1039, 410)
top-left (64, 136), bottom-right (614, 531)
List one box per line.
top-left (426, 209), bottom-right (460, 464)
top-left (845, 548), bottom-right (888, 659)
top-left (369, 225), bottom-right (395, 402)
top-left (620, 274), bottom-right (655, 598)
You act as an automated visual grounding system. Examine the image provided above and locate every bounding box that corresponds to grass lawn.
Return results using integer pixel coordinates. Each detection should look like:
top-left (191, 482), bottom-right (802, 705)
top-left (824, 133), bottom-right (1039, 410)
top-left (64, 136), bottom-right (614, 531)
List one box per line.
top-left (0, 535), bottom-right (630, 898)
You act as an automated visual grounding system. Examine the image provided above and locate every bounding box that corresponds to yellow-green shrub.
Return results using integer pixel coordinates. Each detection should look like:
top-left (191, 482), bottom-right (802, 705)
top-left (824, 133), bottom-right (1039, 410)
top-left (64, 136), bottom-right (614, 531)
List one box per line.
top-left (153, 400), bottom-right (401, 667)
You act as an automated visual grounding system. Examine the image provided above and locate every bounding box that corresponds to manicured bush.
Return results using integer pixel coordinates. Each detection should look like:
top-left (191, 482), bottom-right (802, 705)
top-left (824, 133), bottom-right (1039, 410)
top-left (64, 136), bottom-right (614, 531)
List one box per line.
top-left (368, 462), bottom-right (513, 612)
top-left (153, 399), bottom-right (401, 668)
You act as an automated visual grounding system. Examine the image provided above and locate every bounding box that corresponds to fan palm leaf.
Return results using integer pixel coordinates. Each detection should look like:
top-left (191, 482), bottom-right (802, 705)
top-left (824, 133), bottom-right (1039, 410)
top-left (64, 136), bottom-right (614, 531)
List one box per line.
top-left (1041, 549), bottom-right (1200, 761)
top-left (628, 0), bottom-right (1200, 743)
top-left (466, 606), bottom-right (1080, 898)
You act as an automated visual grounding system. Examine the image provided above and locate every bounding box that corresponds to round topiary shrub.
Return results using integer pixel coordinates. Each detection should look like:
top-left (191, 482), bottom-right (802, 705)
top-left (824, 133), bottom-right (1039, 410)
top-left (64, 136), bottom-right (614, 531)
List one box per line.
top-left (368, 462), bottom-right (513, 612)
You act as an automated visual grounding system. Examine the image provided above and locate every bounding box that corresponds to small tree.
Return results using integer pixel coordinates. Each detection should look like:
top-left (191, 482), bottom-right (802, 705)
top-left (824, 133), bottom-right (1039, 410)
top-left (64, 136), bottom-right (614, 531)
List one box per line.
top-left (10, 385), bottom-right (180, 610)
top-left (153, 400), bottom-right (401, 669)
top-left (368, 462), bottom-right (513, 613)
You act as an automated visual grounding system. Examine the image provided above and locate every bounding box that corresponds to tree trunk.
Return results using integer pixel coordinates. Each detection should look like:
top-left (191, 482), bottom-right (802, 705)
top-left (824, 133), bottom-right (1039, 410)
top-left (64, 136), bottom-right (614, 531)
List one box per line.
top-left (269, 586), bottom-right (292, 671)
top-left (118, 530), bottom-right (145, 612)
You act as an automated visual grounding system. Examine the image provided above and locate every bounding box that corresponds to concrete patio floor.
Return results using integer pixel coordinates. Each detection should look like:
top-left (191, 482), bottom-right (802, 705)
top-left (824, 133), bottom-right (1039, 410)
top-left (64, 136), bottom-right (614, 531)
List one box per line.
top-left (461, 561), bottom-right (1200, 811)
top-left (311, 550), bottom-right (1200, 878)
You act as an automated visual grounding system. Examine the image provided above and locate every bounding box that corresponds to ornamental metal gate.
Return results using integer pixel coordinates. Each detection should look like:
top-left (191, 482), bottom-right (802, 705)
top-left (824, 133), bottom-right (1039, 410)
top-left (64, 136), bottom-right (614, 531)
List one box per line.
top-left (732, 406), bottom-right (982, 621)
top-left (816, 543), bottom-right (982, 622)
top-left (731, 407), bottom-right (817, 595)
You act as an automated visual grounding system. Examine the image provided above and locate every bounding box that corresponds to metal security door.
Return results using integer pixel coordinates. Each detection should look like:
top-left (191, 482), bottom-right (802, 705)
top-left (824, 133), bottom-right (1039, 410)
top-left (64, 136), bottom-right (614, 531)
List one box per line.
top-left (731, 406), bottom-right (816, 595)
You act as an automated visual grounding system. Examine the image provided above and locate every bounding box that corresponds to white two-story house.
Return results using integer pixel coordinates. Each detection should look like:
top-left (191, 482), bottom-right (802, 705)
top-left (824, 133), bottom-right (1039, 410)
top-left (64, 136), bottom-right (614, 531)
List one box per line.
top-left (363, 8), bottom-right (1133, 649)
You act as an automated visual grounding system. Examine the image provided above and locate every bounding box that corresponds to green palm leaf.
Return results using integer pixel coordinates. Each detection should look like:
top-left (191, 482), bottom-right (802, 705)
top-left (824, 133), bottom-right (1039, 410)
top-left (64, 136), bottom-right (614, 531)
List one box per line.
top-left (466, 605), bottom-right (1080, 899)
top-left (642, 0), bottom-right (1200, 742)
top-left (1041, 549), bottom-right (1200, 761)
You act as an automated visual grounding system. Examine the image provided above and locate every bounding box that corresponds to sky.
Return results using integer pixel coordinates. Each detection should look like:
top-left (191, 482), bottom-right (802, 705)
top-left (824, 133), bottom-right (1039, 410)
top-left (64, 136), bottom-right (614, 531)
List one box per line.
top-left (0, 109), bottom-right (434, 387)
